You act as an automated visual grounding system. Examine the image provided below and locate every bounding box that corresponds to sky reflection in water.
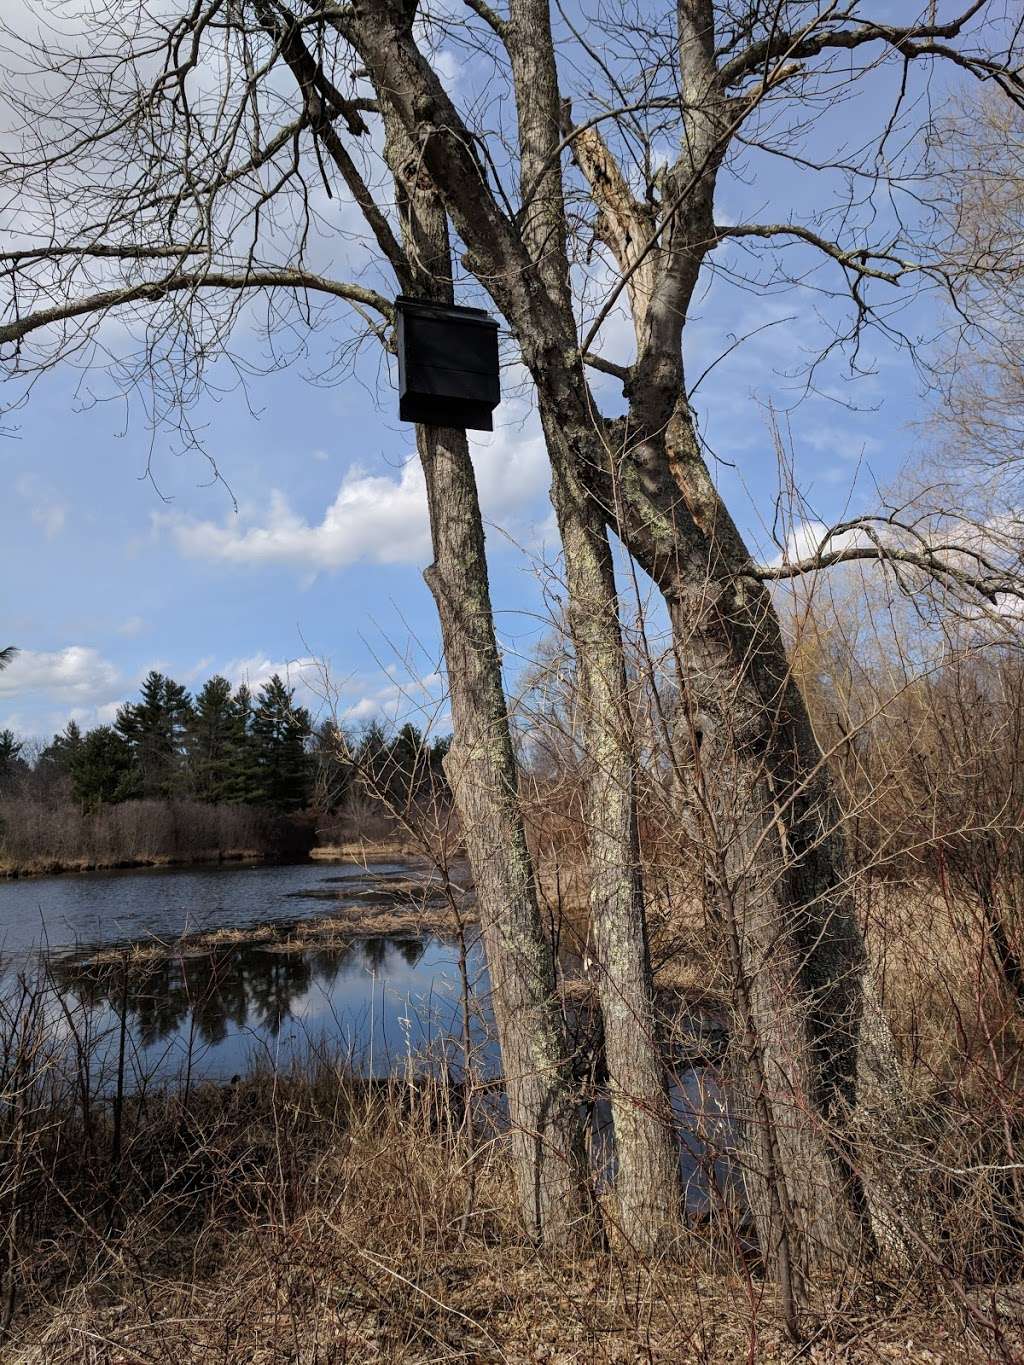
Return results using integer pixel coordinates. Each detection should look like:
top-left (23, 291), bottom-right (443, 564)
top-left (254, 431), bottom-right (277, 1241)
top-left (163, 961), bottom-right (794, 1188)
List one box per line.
top-left (1, 861), bottom-right (735, 1211)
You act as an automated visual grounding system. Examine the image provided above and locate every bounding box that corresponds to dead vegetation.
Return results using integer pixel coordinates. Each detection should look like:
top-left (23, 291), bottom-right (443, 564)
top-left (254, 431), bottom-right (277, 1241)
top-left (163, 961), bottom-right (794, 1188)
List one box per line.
top-left (0, 992), bottom-right (1009, 1365)
top-left (7, 614), bottom-right (1024, 1358)
top-left (0, 799), bottom-right (314, 879)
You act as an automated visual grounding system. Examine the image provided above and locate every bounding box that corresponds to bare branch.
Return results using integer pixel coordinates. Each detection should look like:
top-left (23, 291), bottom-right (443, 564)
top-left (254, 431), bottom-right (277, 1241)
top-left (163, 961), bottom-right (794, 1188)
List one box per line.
top-left (713, 223), bottom-right (921, 286)
top-left (756, 514), bottom-right (1024, 607)
top-left (582, 350), bottom-right (629, 381)
top-left (462, 0), bottom-right (509, 40)
top-left (256, 0), bottom-right (413, 289)
top-left (718, 2), bottom-right (1002, 90)
top-left (0, 245), bottom-right (206, 264)
top-left (0, 269), bottom-right (392, 349)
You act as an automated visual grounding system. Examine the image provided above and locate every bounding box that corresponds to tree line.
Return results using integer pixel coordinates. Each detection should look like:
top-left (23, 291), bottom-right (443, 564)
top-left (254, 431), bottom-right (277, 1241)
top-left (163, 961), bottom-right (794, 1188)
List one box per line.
top-left (1, 669), bottom-right (450, 821)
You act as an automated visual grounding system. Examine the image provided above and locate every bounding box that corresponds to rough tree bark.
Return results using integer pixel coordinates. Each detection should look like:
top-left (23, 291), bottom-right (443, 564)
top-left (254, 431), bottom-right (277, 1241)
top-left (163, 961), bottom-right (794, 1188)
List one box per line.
top-left (547, 444), bottom-right (684, 1248)
top-left (507, 0), bottom-right (683, 1248)
top-left (377, 79), bottom-right (594, 1248)
top-left (343, 0), bottom-right (885, 1287)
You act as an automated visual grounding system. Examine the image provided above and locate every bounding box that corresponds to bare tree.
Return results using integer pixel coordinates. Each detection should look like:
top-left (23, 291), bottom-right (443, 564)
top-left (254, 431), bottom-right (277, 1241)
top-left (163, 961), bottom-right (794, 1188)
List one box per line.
top-left (5, 0), bottom-right (1024, 1310)
top-left (377, 94), bottom-right (594, 1242)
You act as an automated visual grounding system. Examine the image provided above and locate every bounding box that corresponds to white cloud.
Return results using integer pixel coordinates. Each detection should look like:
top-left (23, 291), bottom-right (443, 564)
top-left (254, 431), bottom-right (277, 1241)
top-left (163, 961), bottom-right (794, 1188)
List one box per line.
top-left (116, 616), bottom-right (148, 637)
top-left (162, 416), bottom-right (552, 576)
top-left (768, 519), bottom-right (868, 568)
top-left (470, 419), bottom-right (549, 523)
top-left (163, 459), bottom-right (432, 571)
top-left (222, 653), bottom-right (324, 695)
top-left (217, 654), bottom-right (447, 730)
top-left (801, 423), bottom-right (881, 464)
top-left (433, 48), bottom-right (462, 89)
top-left (33, 502), bottom-right (67, 539)
top-left (87, 700), bottom-right (125, 726)
top-left (0, 646), bottom-right (120, 704)
top-left (339, 669), bottom-right (446, 728)
top-left (219, 656), bottom-right (340, 718)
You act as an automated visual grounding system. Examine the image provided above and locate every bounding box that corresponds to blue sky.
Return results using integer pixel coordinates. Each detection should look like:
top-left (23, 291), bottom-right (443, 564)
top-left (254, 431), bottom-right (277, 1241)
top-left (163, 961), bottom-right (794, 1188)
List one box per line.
top-left (0, 5), bottom-right (962, 744)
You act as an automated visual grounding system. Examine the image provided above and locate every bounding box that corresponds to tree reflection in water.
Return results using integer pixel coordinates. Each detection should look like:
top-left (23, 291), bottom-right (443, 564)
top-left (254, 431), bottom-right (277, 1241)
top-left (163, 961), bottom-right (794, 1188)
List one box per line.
top-left (50, 936), bottom-right (430, 1047)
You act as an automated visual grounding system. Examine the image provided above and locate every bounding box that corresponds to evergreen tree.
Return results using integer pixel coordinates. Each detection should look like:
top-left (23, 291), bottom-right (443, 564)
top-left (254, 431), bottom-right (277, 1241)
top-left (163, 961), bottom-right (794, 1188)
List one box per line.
top-left (220, 684), bottom-right (262, 805)
top-left (309, 719), bottom-right (351, 814)
top-left (186, 675), bottom-right (236, 802)
top-left (354, 720), bottom-right (388, 793)
top-left (388, 722), bottom-right (428, 807)
top-left (70, 726), bottom-right (133, 809)
top-left (352, 722), bottom-right (449, 811)
top-left (0, 729), bottom-right (24, 785)
top-left (116, 671), bottom-right (193, 799)
top-left (40, 720), bottom-right (84, 774)
top-left (251, 675), bottom-right (312, 812)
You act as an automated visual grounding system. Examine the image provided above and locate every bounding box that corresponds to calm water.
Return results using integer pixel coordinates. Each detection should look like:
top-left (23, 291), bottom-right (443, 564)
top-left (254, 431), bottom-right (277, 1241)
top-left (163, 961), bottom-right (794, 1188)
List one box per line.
top-left (0, 859), bottom-right (485, 1082)
top-left (0, 859), bottom-right (413, 958)
top-left (0, 860), bottom-right (734, 1208)
top-left (49, 933), bottom-right (491, 1084)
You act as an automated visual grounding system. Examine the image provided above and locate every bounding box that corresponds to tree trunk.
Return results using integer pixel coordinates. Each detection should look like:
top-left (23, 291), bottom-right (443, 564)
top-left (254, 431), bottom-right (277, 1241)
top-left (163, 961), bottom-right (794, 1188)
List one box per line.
top-left (650, 401), bottom-right (889, 1280)
top-left (545, 438), bottom-right (683, 1250)
top-left (539, 384), bottom-right (877, 1286)
top-left (502, 0), bottom-right (684, 1248)
top-left (347, 0), bottom-right (901, 1282)
top-left (420, 425), bottom-right (592, 1243)
top-left (383, 116), bottom-right (593, 1244)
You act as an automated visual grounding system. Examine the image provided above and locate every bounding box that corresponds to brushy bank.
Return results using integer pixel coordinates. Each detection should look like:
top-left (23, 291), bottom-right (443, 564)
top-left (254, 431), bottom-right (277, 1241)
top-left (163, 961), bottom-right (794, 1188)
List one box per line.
top-left (0, 798), bottom-right (315, 876)
top-left (0, 972), bottom-right (1020, 1363)
top-left (0, 1069), bottom-right (995, 1364)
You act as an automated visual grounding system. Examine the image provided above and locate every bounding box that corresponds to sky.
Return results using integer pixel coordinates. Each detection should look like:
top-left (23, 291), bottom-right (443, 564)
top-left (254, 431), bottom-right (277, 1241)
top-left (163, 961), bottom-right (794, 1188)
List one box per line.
top-left (0, 2), bottom-right (970, 745)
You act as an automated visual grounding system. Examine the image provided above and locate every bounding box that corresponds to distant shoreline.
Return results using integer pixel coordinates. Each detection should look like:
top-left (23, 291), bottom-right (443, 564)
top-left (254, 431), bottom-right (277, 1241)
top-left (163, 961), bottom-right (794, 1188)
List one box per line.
top-left (0, 847), bottom-right (275, 880)
top-left (0, 837), bottom-right (426, 881)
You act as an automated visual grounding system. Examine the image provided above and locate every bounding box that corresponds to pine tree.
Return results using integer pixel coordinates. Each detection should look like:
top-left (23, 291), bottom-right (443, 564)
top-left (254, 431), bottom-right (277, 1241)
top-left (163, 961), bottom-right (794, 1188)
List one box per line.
top-left (309, 719), bottom-right (351, 814)
top-left (354, 721), bottom-right (388, 795)
top-left (116, 671), bottom-right (193, 799)
top-left (34, 721), bottom-right (85, 797)
top-left (0, 729), bottom-right (24, 785)
top-left (251, 675), bottom-right (312, 812)
top-left (43, 720), bottom-right (84, 773)
top-left (353, 722), bottom-right (445, 811)
top-left (221, 684), bottom-right (262, 805)
top-left (186, 675), bottom-right (236, 802)
top-left (70, 727), bottom-right (133, 809)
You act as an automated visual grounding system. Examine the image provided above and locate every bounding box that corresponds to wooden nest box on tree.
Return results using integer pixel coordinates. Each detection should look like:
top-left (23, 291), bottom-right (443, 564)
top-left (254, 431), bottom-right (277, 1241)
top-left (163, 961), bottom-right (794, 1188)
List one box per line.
top-left (395, 296), bottom-right (500, 431)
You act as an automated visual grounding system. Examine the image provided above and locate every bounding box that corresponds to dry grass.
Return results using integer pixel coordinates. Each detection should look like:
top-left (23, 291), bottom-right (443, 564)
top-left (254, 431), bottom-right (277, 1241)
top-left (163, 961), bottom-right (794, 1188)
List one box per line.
top-left (0, 847), bottom-right (269, 879)
top-left (863, 879), bottom-right (1024, 1091)
top-left (312, 841), bottom-right (434, 864)
top-left (5, 854), bottom-right (1024, 1358)
top-left (0, 799), bottom-right (313, 878)
top-left (2, 1059), bottom-right (1002, 1365)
